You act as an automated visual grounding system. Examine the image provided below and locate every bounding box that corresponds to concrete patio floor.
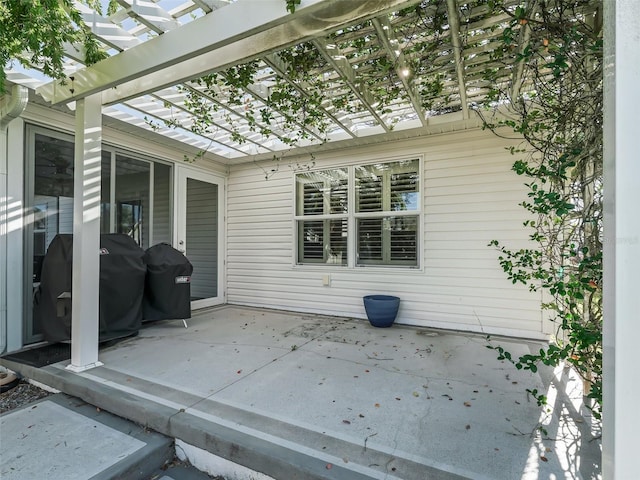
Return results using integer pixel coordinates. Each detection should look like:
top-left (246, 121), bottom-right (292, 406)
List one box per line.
top-left (2, 305), bottom-right (601, 479)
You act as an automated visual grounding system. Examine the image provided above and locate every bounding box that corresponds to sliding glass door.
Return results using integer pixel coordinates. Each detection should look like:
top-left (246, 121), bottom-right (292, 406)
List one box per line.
top-left (24, 125), bottom-right (173, 343)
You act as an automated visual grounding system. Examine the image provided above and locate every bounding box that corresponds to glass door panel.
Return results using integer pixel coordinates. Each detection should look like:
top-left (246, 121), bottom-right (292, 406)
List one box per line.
top-left (27, 132), bottom-right (75, 342)
top-left (115, 155), bottom-right (150, 248)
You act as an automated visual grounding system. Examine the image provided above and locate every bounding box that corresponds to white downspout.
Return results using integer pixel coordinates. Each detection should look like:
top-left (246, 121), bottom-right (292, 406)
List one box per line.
top-left (0, 85), bottom-right (28, 355)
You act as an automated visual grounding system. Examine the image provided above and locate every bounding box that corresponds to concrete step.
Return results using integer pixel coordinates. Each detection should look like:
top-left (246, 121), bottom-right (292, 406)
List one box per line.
top-left (0, 393), bottom-right (174, 480)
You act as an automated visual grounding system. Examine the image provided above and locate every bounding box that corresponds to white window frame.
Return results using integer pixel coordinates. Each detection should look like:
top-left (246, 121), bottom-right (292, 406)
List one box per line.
top-left (294, 156), bottom-right (422, 269)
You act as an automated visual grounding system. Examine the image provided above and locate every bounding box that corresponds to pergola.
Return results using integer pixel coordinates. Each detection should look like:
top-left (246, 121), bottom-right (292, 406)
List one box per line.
top-left (2, 0), bottom-right (639, 477)
top-left (9, 0), bottom-right (546, 161)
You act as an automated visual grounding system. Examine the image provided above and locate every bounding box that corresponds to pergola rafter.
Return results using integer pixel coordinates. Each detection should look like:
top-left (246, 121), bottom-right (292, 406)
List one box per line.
top-left (312, 37), bottom-right (391, 133)
top-left (125, 92), bottom-right (271, 156)
top-left (37, 0), bottom-right (417, 105)
top-left (445, 0), bottom-right (470, 119)
top-left (0, 0), bottom-right (591, 162)
top-left (510, 1), bottom-right (539, 101)
top-left (371, 16), bottom-right (427, 126)
top-left (74, 2), bottom-right (142, 51)
top-left (262, 53), bottom-right (356, 138)
top-left (191, 0), bottom-right (232, 14)
top-left (180, 82), bottom-right (298, 150)
top-left (115, 0), bottom-right (180, 34)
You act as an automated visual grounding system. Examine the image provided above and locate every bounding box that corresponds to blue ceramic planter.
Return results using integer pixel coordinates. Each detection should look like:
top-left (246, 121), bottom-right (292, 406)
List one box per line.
top-left (363, 295), bottom-right (400, 328)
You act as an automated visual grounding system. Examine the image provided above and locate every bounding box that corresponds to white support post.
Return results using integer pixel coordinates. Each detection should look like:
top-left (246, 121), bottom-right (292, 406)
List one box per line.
top-left (603, 0), bottom-right (640, 477)
top-left (67, 94), bottom-right (104, 372)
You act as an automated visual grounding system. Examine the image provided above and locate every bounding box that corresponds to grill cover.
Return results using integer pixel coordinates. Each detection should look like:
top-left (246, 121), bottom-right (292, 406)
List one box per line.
top-left (38, 234), bottom-right (146, 343)
top-left (98, 234), bottom-right (146, 339)
top-left (37, 234), bottom-right (73, 343)
top-left (142, 243), bottom-right (193, 322)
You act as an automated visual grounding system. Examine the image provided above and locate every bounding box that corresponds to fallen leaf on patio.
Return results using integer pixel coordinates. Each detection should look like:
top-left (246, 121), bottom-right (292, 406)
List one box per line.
top-left (359, 414), bottom-right (365, 418)
top-left (342, 420), bottom-right (351, 424)
top-left (375, 403), bottom-right (380, 407)
top-left (540, 456), bottom-right (548, 462)
top-left (495, 448), bottom-right (500, 451)
top-left (413, 392), bottom-right (419, 397)
top-left (465, 425), bottom-right (471, 430)
top-left (515, 401), bottom-right (520, 404)
top-left (545, 447), bottom-right (552, 452)
top-left (512, 381), bottom-right (518, 384)
top-left (326, 463), bottom-right (332, 469)
top-left (365, 369), bottom-right (370, 373)
top-left (395, 397), bottom-right (401, 401)
top-left (237, 370), bottom-right (242, 374)
top-left (354, 375), bottom-right (359, 378)
top-left (464, 401), bottom-right (472, 407)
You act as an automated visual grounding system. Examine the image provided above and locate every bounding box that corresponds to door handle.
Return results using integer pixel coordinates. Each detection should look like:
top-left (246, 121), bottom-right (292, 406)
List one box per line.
top-left (178, 240), bottom-right (185, 254)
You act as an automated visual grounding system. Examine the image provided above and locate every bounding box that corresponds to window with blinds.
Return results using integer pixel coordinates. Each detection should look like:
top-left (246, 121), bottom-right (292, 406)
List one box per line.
top-left (355, 160), bottom-right (419, 266)
top-left (295, 159), bottom-right (420, 267)
top-left (296, 169), bottom-right (348, 265)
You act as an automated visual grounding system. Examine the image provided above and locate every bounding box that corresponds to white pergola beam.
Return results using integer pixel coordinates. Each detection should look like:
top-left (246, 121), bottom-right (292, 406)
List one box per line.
top-left (313, 37), bottom-right (391, 133)
top-left (263, 53), bottom-right (356, 137)
top-left (74, 2), bottom-right (142, 50)
top-left (445, 0), bottom-right (470, 119)
top-left (192, 0), bottom-right (232, 13)
top-left (180, 83), bottom-right (292, 148)
top-left (371, 17), bottom-right (427, 126)
top-left (116, 0), bottom-right (180, 33)
top-left (510, 1), bottom-right (538, 101)
top-left (38, 0), bottom-right (416, 106)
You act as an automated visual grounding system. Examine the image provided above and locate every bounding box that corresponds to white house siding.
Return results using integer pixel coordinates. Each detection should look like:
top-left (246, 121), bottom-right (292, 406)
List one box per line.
top-left (226, 128), bottom-right (544, 339)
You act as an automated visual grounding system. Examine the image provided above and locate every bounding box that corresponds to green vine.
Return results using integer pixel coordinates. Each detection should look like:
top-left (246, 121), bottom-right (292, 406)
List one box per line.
top-left (0, 0), bottom-right (110, 93)
top-left (285, 0), bottom-right (301, 14)
top-left (478, 0), bottom-right (603, 418)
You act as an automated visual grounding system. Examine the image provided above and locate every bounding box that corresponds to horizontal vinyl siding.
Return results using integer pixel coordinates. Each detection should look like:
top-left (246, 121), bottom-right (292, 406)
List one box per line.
top-left (226, 128), bottom-right (544, 339)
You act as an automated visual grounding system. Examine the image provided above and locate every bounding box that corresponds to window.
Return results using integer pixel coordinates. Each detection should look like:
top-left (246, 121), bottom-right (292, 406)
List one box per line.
top-left (295, 159), bottom-right (420, 267)
top-left (296, 168), bottom-right (348, 265)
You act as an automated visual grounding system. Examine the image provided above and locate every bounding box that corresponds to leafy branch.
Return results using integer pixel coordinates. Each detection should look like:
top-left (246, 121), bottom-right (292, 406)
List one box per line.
top-left (481, 0), bottom-right (603, 418)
